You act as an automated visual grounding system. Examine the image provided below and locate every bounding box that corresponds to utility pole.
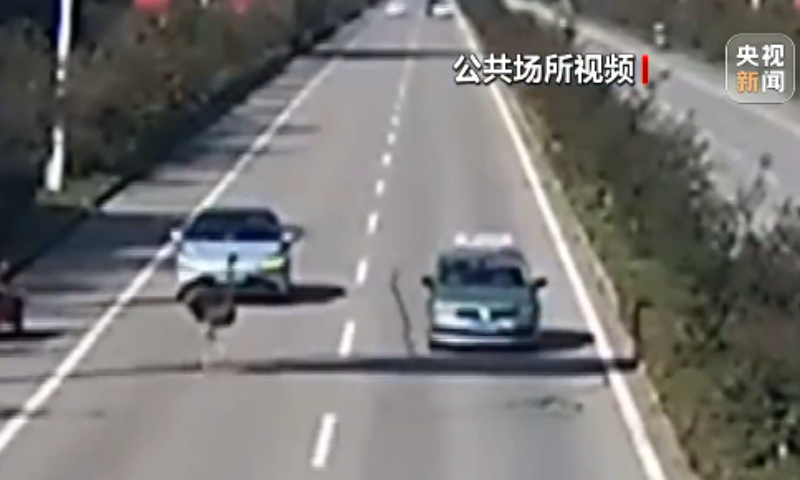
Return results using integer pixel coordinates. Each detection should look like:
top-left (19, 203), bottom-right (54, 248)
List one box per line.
top-left (45, 0), bottom-right (76, 193)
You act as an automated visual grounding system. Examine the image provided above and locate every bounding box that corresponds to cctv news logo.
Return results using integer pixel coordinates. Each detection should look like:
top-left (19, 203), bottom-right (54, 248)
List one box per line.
top-left (725, 33), bottom-right (796, 104)
top-left (453, 52), bottom-right (651, 86)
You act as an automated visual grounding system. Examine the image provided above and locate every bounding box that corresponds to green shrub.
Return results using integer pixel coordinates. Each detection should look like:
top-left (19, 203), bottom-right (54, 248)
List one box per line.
top-left (64, 1), bottom-right (293, 177)
top-left (0, 19), bottom-right (51, 221)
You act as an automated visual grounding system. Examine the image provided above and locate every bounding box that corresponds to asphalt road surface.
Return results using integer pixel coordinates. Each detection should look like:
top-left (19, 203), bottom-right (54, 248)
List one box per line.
top-left (0, 3), bottom-right (658, 480)
top-left (508, 0), bottom-right (800, 212)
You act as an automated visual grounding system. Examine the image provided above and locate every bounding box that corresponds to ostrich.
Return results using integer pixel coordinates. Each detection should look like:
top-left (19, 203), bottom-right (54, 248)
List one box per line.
top-left (179, 252), bottom-right (239, 368)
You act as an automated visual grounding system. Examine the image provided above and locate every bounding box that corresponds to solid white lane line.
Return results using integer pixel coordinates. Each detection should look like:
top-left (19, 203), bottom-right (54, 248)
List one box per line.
top-left (394, 19), bottom-right (418, 108)
top-left (385, 6), bottom-right (418, 149)
top-left (0, 25), bottom-right (365, 459)
top-left (310, 413), bottom-right (338, 470)
top-left (456, 10), bottom-right (668, 480)
top-left (375, 179), bottom-right (386, 196)
top-left (381, 152), bottom-right (392, 167)
top-left (367, 211), bottom-right (380, 235)
top-left (338, 321), bottom-right (356, 357)
top-left (355, 258), bottom-right (369, 286)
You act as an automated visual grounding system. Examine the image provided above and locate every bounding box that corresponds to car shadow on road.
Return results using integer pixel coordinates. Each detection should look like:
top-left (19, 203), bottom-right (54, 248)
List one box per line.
top-left (538, 329), bottom-right (594, 351)
top-left (236, 353), bottom-right (638, 378)
top-left (0, 327), bottom-right (83, 343)
top-left (235, 283), bottom-right (347, 306)
top-left (0, 351), bottom-right (638, 385)
top-left (88, 281), bottom-right (346, 310)
top-left (0, 404), bottom-right (106, 421)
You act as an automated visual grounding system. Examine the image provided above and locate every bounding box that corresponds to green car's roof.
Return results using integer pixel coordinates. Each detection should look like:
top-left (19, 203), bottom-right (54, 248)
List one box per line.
top-left (438, 245), bottom-right (527, 265)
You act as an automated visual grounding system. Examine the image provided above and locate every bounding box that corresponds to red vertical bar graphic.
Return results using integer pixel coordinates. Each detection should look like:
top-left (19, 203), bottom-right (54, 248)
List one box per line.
top-left (641, 54), bottom-right (649, 85)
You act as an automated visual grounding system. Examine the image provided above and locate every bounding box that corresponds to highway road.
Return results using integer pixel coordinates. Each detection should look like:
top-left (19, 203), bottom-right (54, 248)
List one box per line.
top-left (0, 3), bottom-right (663, 480)
top-left (508, 0), bottom-right (800, 212)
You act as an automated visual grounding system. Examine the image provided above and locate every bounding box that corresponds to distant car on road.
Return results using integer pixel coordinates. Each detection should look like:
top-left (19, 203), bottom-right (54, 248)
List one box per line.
top-left (426, 0), bottom-right (454, 17)
top-left (420, 232), bottom-right (547, 349)
top-left (385, 0), bottom-right (407, 17)
top-left (652, 22), bottom-right (669, 49)
top-left (171, 207), bottom-right (297, 301)
top-left (433, 0), bottom-right (455, 17)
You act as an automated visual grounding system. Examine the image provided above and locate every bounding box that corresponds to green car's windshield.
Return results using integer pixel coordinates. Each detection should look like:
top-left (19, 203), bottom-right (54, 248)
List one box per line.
top-left (437, 258), bottom-right (525, 288)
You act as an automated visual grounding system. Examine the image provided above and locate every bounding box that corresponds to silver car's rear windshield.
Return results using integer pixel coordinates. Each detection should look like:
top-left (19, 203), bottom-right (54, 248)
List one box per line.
top-left (437, 257), bottom-right (525, 288)
top-left (186, 210), bottom-right (282, 242)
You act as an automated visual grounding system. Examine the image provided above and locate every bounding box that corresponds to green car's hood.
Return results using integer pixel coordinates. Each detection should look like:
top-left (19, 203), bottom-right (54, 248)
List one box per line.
top-left (434, 286), bottom-right (530, 306)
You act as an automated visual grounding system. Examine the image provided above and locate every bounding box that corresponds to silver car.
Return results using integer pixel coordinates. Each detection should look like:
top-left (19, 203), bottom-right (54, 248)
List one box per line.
top-left (385, 0), bottom-right (407, 17)
top-left (171, 207), bottom-right (297, 301)
top-left (431, 0), bottom-right (455, 18)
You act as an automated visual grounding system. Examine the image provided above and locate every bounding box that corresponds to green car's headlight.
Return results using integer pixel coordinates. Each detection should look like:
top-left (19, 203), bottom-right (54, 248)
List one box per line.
top-left (261, 256), bottom-right (286, 270)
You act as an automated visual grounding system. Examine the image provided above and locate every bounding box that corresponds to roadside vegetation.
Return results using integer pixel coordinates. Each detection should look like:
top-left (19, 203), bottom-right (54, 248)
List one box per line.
top-left (0, 0), bottom-right (368, 267)
top-left (572, 0), bottom-right (800, 64)
top-left (458, 0), bottom-right (800, 478)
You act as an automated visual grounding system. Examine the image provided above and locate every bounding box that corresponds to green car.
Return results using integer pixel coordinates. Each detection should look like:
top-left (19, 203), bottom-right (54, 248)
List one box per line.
top-left (420, 233), bottom-right (548, 349)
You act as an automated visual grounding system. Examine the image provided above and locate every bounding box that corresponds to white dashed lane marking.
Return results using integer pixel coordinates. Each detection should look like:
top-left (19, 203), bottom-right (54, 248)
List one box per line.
top-left (354, 258), bottom-right (369, 286)
top-left (367, 211), bottom-right (380, 235)
top-left (315, 14), bottom-right (419, 477)
top-left (375, 179), bottom-right (386, 196)
top-left (337, 320), bottom-right (356, 357)
top-left (310, 413), bottom-right (338, 470)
